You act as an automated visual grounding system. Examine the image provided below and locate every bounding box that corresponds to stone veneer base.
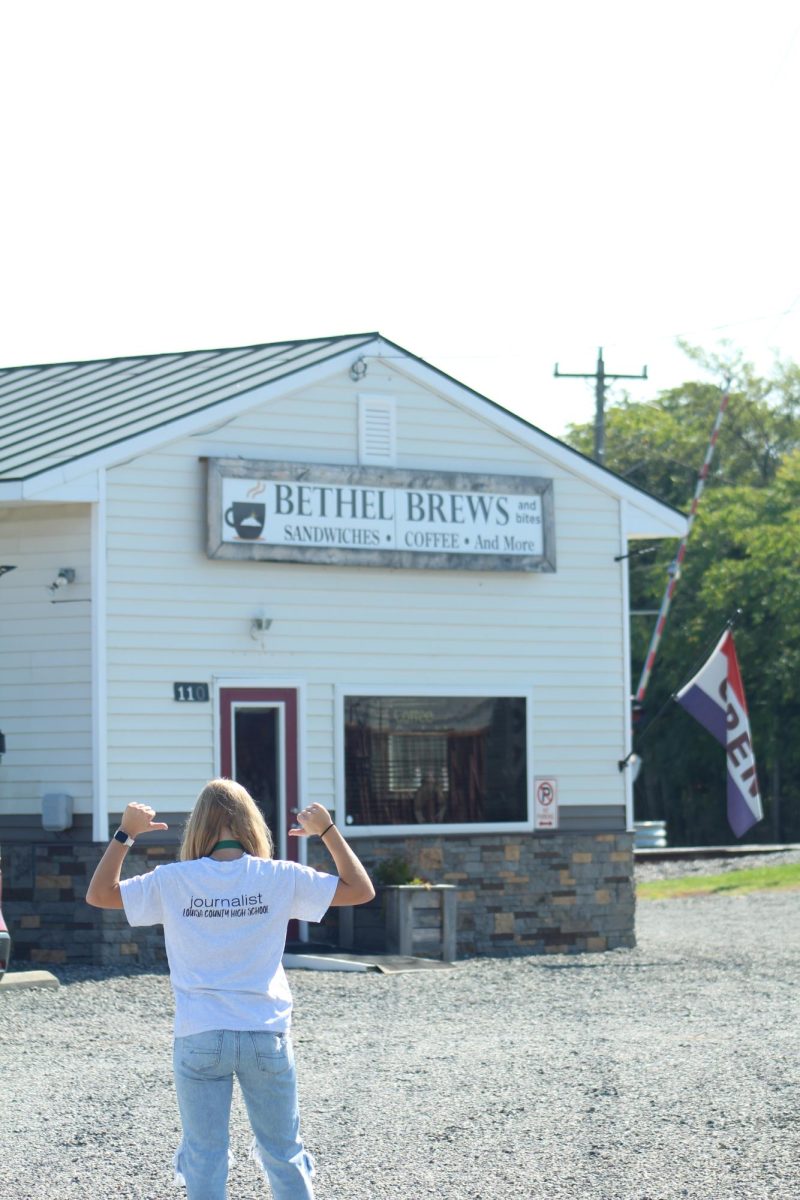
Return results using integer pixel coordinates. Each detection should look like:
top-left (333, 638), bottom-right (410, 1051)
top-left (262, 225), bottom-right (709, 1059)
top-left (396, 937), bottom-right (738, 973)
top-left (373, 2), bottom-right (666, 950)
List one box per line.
top-left (308, 831), bottom-right (636, 957)
top-left (2, 831), bottom-right (635, 964)
top-left (2, 842), bottom-right (174, 966)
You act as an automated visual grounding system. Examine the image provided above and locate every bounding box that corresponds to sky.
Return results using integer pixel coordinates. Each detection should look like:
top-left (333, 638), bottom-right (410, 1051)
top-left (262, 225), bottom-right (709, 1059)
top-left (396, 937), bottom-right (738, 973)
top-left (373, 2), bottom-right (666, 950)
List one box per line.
top-left (2, 1), bottom-right (799, 438)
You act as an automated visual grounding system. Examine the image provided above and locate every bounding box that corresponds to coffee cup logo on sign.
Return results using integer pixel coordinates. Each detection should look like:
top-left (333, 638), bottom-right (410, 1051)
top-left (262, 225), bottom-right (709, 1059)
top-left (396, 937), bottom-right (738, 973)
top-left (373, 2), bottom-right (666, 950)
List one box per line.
top-left (225, 501), bottom-right (266, 540)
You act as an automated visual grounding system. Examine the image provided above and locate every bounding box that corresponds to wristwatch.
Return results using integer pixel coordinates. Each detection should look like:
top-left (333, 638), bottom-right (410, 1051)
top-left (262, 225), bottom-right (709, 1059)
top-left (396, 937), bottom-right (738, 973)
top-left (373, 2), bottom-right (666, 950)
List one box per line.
top-left (113, 828), bottom-right (135, 847)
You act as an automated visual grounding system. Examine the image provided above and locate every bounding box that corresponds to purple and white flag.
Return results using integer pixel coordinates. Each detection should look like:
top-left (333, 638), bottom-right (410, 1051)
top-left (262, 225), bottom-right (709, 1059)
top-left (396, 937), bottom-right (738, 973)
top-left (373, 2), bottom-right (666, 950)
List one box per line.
top-left (675, 630), bottom-right (763, 838)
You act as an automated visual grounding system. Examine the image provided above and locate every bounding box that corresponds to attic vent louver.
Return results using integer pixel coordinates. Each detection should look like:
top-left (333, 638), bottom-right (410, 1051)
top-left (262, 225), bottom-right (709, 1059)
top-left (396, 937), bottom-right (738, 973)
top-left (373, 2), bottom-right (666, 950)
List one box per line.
top-left (358, 394), bottom-right (396, 465)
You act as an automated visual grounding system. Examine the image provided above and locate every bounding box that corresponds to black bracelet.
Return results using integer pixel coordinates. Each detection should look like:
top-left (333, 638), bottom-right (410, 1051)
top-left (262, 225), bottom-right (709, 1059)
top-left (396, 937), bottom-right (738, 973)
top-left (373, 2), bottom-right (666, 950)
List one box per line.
top-left (320, 822), bottom-right (335, 839)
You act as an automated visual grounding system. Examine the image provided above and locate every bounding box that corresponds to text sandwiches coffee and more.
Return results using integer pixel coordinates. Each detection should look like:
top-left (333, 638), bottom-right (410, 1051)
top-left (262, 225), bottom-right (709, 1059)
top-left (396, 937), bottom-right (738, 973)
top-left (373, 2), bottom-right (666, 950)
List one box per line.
top-left (221, 477), bottom-right (545, 556)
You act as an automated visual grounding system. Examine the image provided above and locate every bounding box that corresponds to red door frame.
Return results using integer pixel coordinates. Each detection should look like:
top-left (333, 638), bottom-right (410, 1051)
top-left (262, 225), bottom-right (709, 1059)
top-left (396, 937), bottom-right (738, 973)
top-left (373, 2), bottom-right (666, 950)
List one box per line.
top-left (219, 687), bottom-right (299, 863)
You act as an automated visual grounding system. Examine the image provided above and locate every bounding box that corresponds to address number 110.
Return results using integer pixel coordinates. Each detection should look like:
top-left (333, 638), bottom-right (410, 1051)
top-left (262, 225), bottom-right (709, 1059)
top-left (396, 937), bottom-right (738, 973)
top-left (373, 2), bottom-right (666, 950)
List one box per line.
top-left (173, 682), bottom-right (210, 702)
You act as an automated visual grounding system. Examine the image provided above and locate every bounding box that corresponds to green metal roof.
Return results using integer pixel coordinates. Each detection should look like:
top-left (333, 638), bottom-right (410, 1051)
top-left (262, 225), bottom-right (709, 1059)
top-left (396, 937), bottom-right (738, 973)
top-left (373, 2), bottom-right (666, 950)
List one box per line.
top-left (0, 333), bottom-right (377, 481)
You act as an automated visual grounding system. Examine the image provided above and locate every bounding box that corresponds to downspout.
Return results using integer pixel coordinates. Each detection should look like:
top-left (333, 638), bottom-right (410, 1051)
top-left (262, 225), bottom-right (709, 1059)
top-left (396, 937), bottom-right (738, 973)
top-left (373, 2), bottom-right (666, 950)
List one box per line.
top-left (91, 470), bottom-right (108, 842)
top-left (619, 500), bottom-right (634, 832)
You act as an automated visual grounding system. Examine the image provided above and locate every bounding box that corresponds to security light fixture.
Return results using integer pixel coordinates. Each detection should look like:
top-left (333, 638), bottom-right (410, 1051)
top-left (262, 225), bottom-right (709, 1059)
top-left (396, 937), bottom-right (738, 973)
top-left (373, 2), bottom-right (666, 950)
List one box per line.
top-left (250, 615), bottom-right (272, 640)
top-left (0, 565), bottom-right (16, 578)
top-left (48, 568), bottom-right (76, 592)
top-left (618, 752), bottom-right (642, 782)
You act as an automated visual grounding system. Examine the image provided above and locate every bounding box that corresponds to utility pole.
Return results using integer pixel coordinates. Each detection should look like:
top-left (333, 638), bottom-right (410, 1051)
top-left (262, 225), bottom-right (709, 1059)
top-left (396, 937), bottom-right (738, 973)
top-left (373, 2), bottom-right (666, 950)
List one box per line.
top-left (554, 348), bottom-right (648, 464)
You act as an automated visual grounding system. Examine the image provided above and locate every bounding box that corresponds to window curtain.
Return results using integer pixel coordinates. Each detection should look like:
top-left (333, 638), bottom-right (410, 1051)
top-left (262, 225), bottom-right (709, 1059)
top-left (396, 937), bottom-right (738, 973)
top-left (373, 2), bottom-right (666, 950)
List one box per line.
top-left (345, 724), bottom-right (394, 823)
top-left (447, 732), bottom-right (486, 822)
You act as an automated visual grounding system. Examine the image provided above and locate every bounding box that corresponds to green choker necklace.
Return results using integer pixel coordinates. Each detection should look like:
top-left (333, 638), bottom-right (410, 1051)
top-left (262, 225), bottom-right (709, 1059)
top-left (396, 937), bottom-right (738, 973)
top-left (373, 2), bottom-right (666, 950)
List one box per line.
top-left (210, 839), bottom-right (244, 853)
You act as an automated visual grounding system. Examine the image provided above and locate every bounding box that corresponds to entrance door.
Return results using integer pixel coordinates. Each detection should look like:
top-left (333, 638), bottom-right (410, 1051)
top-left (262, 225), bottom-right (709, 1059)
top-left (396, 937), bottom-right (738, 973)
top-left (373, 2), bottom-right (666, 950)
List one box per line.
top-left (219, 687), bottom-right (299, 861)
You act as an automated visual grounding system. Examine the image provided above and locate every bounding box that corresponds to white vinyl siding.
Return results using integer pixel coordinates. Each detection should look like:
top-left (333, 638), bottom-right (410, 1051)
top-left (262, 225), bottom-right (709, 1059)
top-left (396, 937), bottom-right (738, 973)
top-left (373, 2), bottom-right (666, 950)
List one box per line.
top-left (101, 365), bottom-right (626, 818)
top-left (0, 504), bottom-right (93, 815)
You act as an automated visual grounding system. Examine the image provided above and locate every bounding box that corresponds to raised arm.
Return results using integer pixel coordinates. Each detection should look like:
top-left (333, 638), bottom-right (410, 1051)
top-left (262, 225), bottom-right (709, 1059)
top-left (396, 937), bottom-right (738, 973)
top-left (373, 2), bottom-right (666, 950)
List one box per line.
top-left (86, 803), bottom-right (169, 909)
top-left (289, 803), bottom-right (375, 906)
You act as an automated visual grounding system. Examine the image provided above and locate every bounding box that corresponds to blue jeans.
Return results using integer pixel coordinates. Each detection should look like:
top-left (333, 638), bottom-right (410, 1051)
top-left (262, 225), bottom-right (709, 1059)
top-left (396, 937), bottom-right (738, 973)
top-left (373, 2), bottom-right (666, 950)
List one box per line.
top-left (172, 1030), bottom-right (316, 1200)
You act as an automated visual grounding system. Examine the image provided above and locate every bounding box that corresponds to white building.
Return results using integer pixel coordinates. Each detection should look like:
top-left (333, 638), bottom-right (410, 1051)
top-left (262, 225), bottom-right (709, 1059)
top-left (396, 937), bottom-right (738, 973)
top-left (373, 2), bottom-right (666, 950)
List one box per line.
top-left (0, 334), bottom-right (685, 962)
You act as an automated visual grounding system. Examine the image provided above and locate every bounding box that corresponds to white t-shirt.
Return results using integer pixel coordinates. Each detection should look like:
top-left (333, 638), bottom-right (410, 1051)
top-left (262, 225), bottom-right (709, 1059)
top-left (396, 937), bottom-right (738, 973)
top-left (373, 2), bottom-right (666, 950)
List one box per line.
top-left (120, 855), bottom-right (338, 1038)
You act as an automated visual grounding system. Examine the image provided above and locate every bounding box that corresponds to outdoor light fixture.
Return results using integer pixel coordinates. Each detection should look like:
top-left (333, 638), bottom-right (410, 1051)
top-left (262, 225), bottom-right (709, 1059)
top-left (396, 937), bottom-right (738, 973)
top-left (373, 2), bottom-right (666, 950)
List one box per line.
top-left (250, 614), bottom-right (272, 641)
top-left (48, 568), bottom-right (76, 592)
top-left (0, 565), bottom-right (16, 578)
top-left (618, 752), bottom-right (642, 782)
top-left (349, 356), bottom-right (368, 381)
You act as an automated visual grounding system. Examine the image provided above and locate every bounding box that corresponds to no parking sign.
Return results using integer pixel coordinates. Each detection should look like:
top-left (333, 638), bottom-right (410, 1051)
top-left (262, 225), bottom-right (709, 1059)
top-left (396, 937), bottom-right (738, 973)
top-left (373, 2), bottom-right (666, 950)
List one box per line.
top-left (534, 777), bottom-right (559, 829)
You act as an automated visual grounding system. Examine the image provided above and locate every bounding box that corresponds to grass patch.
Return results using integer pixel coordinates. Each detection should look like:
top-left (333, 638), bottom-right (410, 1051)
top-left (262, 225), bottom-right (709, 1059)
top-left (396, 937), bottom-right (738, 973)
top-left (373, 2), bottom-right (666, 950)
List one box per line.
top-left (637, 861), bottom-right (800, 900)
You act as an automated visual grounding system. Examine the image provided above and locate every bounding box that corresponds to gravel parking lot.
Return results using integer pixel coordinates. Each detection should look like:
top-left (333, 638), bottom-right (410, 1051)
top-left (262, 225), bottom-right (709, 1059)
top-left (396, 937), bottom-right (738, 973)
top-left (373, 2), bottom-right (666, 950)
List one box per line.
top-left (1, 883), bottom-right (799, 1200)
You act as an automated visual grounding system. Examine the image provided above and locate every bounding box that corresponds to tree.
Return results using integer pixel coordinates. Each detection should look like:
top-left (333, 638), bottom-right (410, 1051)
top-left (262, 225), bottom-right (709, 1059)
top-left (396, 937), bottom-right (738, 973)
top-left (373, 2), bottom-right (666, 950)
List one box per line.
top-left (565, 346), bottom-right (800, 844)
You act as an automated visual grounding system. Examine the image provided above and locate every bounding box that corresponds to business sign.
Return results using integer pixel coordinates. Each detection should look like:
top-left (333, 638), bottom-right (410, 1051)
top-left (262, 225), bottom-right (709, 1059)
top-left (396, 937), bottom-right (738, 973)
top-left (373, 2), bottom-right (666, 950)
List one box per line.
top-left (206, 459), bottom-right (555, 571)
top-left (534, 777), bottom-right (559, 829)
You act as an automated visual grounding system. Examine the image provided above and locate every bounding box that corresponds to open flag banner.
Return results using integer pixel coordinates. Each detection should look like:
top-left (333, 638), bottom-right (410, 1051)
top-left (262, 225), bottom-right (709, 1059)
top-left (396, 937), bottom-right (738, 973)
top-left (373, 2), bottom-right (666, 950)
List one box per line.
top-left (675, 630), bottom-right (763, 838)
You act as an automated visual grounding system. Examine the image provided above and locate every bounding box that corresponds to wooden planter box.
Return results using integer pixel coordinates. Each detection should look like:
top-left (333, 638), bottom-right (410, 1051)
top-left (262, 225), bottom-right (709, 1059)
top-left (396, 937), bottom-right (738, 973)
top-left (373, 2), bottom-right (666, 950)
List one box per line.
top-left (336, 884), bottom-right (458, 961)
top-left (384, 884), bottom-right (458, 961)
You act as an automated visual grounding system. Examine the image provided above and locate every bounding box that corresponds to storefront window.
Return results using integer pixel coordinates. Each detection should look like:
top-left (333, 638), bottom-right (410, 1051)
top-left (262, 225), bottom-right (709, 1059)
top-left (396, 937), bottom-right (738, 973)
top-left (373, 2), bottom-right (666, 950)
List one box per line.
top-left (343, 695), bottom-right (528, 826)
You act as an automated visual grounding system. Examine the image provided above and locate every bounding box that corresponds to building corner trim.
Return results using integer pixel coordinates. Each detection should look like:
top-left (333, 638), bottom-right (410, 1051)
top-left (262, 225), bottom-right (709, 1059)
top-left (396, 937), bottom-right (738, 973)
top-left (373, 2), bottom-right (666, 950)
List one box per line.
top-left (620, 500), bottom-right (634, 832)
top-left (91, 471), bottom-right (108, 842)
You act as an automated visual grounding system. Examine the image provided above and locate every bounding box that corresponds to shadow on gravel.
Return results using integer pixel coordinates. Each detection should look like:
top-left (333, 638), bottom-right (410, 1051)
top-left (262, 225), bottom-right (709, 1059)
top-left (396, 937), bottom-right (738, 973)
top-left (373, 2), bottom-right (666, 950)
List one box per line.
top-left (529, 960), bottom-right (670, 970)
top-left (47, 964), bottom-right (170, 985)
